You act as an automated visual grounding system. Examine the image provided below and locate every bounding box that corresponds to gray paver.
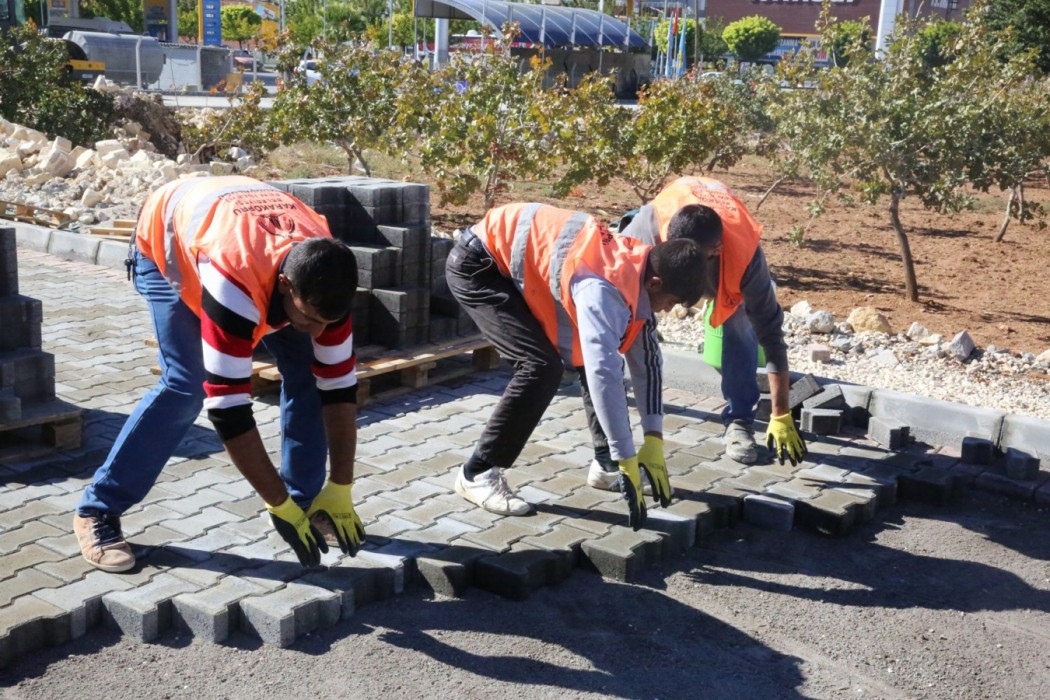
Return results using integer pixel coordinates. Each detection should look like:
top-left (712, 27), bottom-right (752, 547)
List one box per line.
top-left (239, 581), bottom-right (341, 647)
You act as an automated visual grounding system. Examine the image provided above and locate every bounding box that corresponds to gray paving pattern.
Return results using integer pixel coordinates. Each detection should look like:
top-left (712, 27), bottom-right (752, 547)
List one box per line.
top-left (1, 249), bottom-right (1048, 667)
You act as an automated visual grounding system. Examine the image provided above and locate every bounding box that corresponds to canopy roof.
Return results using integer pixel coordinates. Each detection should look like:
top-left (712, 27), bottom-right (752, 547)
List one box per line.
top-left (415, 0), bottom-right (649, 50)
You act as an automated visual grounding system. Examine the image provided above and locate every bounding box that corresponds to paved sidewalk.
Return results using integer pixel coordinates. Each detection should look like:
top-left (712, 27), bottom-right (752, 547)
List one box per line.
top-left (1, 249), bottom-right (1048, 666)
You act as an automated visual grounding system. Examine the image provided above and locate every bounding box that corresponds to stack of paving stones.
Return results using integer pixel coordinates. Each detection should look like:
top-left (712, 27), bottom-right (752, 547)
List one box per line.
top-left (2, 247), bottom-right (1049, 668)
top-left (0, 228), bottom-right (75, 442)
top-left (267, 177), bottom-right (475, 348)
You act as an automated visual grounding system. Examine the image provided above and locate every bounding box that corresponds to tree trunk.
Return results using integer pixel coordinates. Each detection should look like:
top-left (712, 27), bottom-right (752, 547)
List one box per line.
top-left (889, 191), bottom-right (919, 302)
top-left (994, 185), bottom-right (1017, 243)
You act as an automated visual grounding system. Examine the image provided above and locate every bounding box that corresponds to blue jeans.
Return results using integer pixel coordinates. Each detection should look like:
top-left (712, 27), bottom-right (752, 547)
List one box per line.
top-left (77, 253), bottom-right (327, 516)
top-left (719, 304), bottom-right (761, 426)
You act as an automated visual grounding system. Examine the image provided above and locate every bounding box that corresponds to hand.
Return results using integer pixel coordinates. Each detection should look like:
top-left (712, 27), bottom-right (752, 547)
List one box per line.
top-left (637, 435), bottom-right (672, 508)
top-left (618, 455), bottom-right (647, 531)
top-left (766, 413), bottom-right (808, 466)
top-left (266, 496), bottom-right (327, 567)
top-left (307, 480), bottom-right (366, 556)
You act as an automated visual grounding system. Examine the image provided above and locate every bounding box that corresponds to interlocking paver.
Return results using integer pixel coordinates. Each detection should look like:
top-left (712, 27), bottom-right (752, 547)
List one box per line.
top-left (102, 572), bottom-right (198, 642)
top-left (239, 581), bottom-right (341, 647)
top-left (0, 544), bottom-right (66, 580)
top-left (173, 576), bottom-right (268, 642)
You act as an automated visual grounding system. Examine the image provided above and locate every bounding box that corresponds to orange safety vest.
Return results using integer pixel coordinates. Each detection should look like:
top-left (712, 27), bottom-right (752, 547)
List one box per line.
top-left (477, 203), bottom-right (651, 366)
top-left (136, 176), bottom-right (332, 346)
top-left (649, 176), bottom-right (762, 327)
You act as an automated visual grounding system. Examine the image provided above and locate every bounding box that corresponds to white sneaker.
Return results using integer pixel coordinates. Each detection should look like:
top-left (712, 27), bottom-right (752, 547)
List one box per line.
top-left (586, 460), bottom-right (653, 495)
top-left (454, 466), bottom-right (531, 516)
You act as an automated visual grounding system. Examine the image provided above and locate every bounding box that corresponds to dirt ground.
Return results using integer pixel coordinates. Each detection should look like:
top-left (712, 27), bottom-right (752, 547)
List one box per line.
top-left (427, 159), bottom-right (1050, 357)
top-left (3, 489), bottom-right (1047, 699)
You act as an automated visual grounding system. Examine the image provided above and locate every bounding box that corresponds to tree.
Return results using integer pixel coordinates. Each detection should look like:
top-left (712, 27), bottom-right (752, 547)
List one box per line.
top-left (768, 5), bottom-right (1050, 301)
top-left (916, 19), bottom-right (961, 68)
top-left (221, 4), bottom-right (262, 48)
top-left (269, 42), bottom-right (431, 175)
top-left (653, 18), bottom-right (698, 66)
top-left (79, 0), bottom-right (144, 32)
top-left (826, 19), bottom-right (872, 67)
top-left (697, 17), bottom-right (729, 66)
top-left (982, 0), bottom-right (1050, 74)
top-left (413, 25), bottom-right (555, 207)
top-left (176, 0), bottom-right (198, 42)
top-left (365, 11), bottom-right (415, 49)
top-left (722, 15), bottom-right (780, 64)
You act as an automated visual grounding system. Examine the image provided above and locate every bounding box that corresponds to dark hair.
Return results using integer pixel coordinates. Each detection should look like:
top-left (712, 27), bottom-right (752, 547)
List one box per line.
top-left (666, 204), bottom-right (723, 250)
top-left (283, 238), bottom-right (358, 321)
top-left (647, 238), bottom-right (708, 308)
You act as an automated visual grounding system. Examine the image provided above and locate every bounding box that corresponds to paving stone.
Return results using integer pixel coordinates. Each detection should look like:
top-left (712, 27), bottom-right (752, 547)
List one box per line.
top-left (102, 573), bottom-right (198, 642)
top-left (0, 521), bottom-right (64, 555)
top-left (961, 436), bottom-right (996, 465)
top-left (580, 526), bottom-right (664, 582)
top-left (0, 543), bottom-right (66, 580)
top-left (801, 408), bottom-right (843, 436)
top-left (743, 494), bottom-right (795, 531)
top-left (519, 525), bottom-right (593, 568)
top-left (36, 554), bottom-right (95, 584)
top-left (456, 519), bottom-right (536, 554)
top-left (340, 550), bottom-right (406, 602)
top-left (868, 417), bottom-right (910, 450)
top-left (644, 508), bottom-right (697, 553)
top-left (239, 581), bottom-right (341, 648)
top-left (0, 569), bottom-right (64, 607)
top-left (0, 596), bottom-right (67, 669)
top-left (474, 544), bottom-right (573, 600)
top-left (898, 466), bottom-right (957, 506)
top-left (788, 374), bottom-right (823, 409)
top-left (32, 570), bottom-right (135, 640)
top-left (1004, 448), bottom-right (1040, 481)
top-left (664, 499), bottom-right (719, 541)
top-left (975, 472), bottom-right (1038, 500)
top-left (793, 490), bottom-right (856, 537)
top-left (802, 385), bottom-right (847, 411)
top-left (415, 545), bottom-right (492, 598)
top-left (172, 577), bottom-right (268, 643)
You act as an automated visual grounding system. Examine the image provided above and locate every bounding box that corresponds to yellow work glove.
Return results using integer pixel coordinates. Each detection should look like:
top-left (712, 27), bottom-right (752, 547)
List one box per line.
top-left (307, 480), bottom-right (366, 556)
top-left (618, 455), bottom-right (647, 531)
top-left (637, 435), bottom-right (672, 508)
top-left (266, 495), bottom-right (327, 567)
top-left (765, 413), bottom-right (808, 466)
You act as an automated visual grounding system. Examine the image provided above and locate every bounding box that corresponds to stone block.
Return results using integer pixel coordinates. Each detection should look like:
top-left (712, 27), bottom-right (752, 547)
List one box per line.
top-left (46, 230), bottom-right (101, 264)
top-left (961, 436), bottom-right (995, 465)
top-left (898, 466), bottom-right (957, 506)
top-left (1004, 448), bottom-right (1040, 481)
top-left (172, 577), bottom-right (267, 643)
top-left (239, 582), bottom-right (341, 648)
top-left (787, 374), bottom-right (822, 409)
top-left (755, 394), bottom-right (772, 422)
top-left (999, 414), bottom-right (1050, 464)
top-left (102, 573), bottom-right (197, 642)
top-left (474, 545), bottom-right (572, 601)
top-left (800, 408), bottom-right (842, 436)
top-left (580, 526), bottom-right (663, 582)
top-left (868, 389), bottom-right (1004, 451)
top-left (803, 385), bottom-right (847, 411)
top-left (868, 416), bottom-right (909, 450)
top-left (415, 546), bottom-right (489, 598)
top-left (743, 493), bottom-right (794, 531)
top-left (975, 471), bottom-right (1038, 500)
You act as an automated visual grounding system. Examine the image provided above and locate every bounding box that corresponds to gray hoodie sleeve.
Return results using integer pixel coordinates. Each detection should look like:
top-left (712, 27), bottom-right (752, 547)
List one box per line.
top-left (739, 246), bottom-right (789, 373)
top-left (570, 274), bottom-right (639, 462)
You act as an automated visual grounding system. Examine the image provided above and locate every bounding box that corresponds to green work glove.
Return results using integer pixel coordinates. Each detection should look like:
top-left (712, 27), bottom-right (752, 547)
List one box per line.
top-left (307, 480), bottom-right (366, 556)
top-left (637, 435), bottom-right (672, 508)
top-left (618, 455), bottom-right (647, 531)
top-left (266, 496), bottom-right (327, 567)
top-left (766, 413), bottom-right (808, 466)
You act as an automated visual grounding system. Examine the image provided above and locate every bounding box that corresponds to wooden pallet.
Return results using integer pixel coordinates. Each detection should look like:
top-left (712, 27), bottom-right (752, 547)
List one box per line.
top-left (257, 336), bottom-right (501, 405)
top-left (147, 336), bottom-right (501, 405)
top-left (88, 220), bottom-right (136, 238)
top-left (0, 399), bottom-right (84, 464)
top-left (0, 198), bottom-right (74, 229)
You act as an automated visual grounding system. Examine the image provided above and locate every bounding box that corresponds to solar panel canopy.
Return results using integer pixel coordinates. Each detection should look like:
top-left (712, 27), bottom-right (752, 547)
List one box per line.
top-left (415, 0), bottom-right (650, 50)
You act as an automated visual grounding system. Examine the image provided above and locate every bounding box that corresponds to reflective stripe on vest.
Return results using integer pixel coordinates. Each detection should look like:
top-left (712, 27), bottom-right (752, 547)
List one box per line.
top-left (479, 203), bottom-right (650, 366)
top-left (650, 176), bottom-right (762, 328)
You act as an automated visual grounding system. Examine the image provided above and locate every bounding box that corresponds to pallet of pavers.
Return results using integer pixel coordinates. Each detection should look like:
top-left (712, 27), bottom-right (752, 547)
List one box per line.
top-left (254, 335), bottom-right (501, 405)
top-left (0, 227), bottom-right (83, 463)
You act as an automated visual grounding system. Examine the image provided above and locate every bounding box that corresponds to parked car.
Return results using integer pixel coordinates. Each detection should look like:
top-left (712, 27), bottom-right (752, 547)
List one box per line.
top-left (296, 59), bottom-right (321, 86)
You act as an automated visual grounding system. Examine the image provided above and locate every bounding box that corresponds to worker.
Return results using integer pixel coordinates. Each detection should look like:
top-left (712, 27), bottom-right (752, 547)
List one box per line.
top-left (73, 176), bottom-right (364, 572)
top-left (445, 203), bottom-right (708, 530)
top-left (615, 175), bottom-right (807, 467)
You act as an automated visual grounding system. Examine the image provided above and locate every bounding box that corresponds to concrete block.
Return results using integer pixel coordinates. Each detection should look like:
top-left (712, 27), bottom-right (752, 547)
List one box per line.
top-left (868, 389), bottom-right (1004, 450)
top-left (643, 509), bottom-right (696, 554)
top-left (803, 385), bottom-right (847, 411)
top-left (474, 545), bottom-right (572, 601)
top-left (172, 577), bottom-right (267, 643)
top-left (898, 466), bottom-right (957, 506)
top-left (961, 436), bottom-right (995, 465)
top-left (33, 571), bottom-right (134, 640)
top-left (975, 471), bottom-right (1038, 500)
top-left (801, 408), bottom-right (842, 436)
top-left (787, 374), bottom-right (822, 409)
top-left (12, 223), bottom-right (53, 253)
top-left (0, 597), bottom-right (67, 669)
top-left (755, 395), bottom-right (772, 422)
top-left (1004, 448), bottom-right (1040, 481)
top-left (743, 493), bottom-right (794, 531)
top-left (239, 582), bottom-right (341, 647)
top-left (0, 228), bottom-right (16, 296)
top-left (999, 414), bottom-right (1050, 463)
top-left (46, 230), bottom-right (100, 264)
top-left (755, 369), bottom-right (770, 393)
top-left (792, 490), bottom-right (856, 537)
top-left (868, 416), bottom-right (909, 450)
top-left (96, 240), bottom-right (133, 272)
top-left (580, 526), bottom-right (663, 582)
top-left (0, 390), bottom-right (21, 423)
top-left (808, 344), bottom-right (832, 362)
top-left (415, 546), bottom-right (490, 598)
top-left (102, 573), bottom-right (197, 642)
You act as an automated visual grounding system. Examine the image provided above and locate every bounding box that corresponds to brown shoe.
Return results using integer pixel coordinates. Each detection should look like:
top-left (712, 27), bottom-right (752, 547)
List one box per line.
top-left (73, 511), bottom-right (135, 572)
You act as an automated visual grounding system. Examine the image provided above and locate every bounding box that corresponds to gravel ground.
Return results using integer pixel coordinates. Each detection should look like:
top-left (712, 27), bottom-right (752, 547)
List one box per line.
top-left (657, 307), bottom-right (1050, 421)
top-left (2, 490), bottom-right (1047, 699)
